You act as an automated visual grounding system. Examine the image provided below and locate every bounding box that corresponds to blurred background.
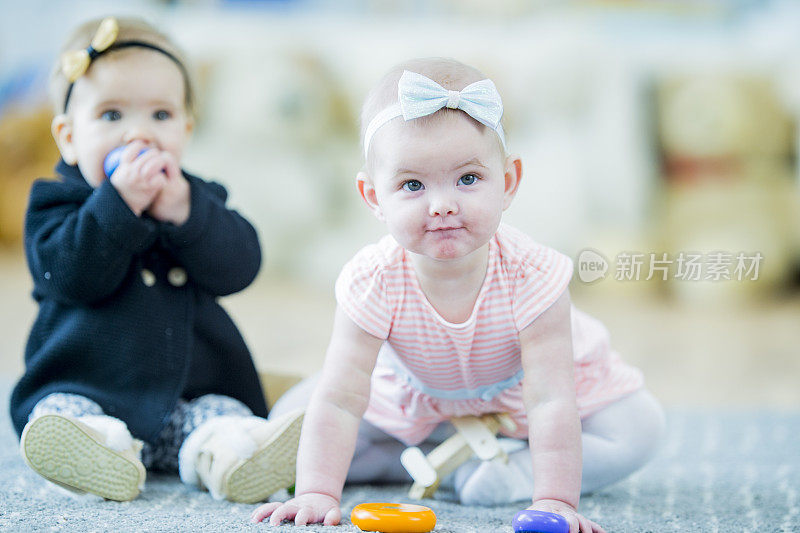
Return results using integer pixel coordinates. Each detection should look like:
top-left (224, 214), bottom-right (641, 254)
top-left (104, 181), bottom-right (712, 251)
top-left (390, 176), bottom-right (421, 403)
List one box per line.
top-left (1, 0), bottom-right (799, 410)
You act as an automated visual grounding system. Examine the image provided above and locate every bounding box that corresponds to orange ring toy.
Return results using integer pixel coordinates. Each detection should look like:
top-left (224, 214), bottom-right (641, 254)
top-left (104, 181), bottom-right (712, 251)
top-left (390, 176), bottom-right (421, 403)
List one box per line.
top-left (350, 502), bottom-right (436, 533)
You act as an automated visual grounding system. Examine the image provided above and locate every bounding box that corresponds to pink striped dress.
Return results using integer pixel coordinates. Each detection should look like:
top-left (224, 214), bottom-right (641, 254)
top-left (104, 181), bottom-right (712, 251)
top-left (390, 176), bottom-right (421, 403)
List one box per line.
top-left (335, 224), bottom-right (643, 445)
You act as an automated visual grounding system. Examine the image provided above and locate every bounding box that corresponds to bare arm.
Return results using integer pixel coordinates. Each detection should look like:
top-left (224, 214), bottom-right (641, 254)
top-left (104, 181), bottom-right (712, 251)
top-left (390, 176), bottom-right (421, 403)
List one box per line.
top-left (520, 290), bottom-right (605, 533)
top-left (295, 305), bottom-right (383, 498)
top-left (520, 289), bottom-right (581, 506)
top-left (252, 305), bottom-right (384, 526)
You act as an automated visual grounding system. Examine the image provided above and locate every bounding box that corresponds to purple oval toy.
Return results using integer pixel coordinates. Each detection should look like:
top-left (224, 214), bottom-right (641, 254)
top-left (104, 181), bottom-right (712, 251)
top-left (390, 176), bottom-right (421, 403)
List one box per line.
top-left (103, 146), bottom-right (149, 178)
top-left (512, 510), bottom-right (569, 533)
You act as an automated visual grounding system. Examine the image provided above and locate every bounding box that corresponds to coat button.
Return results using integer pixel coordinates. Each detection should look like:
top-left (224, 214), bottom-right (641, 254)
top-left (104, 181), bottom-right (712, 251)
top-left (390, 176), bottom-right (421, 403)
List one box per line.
top-left (167, 267), bottom-right (187, 287)
top-left (141, 269), bottom-right (156, 287)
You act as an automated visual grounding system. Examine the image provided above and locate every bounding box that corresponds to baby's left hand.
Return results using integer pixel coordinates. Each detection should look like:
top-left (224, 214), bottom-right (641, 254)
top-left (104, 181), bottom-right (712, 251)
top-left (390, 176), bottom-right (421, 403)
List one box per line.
top-left (147, 151), bottom-right (190, 225)
top-left (529, 499), bottom-right (605, 533)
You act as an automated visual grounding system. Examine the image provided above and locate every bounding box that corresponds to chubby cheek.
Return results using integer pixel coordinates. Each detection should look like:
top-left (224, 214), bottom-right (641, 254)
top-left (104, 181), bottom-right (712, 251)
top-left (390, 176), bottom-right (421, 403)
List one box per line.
top-left (71, 128), bottom-right (113, 187)
top-left (381, 203), bottom-right (423, 246)
top-left (161, 125), bottom-right (190, 160)
top-left (472, 202), bottom-right (503, 231)
top-left (161, 140), bottom-right (185, 162)
top-left (76, 150), bottom-right (107, 188)
top-left (384, 213), bottom-right (417, 245)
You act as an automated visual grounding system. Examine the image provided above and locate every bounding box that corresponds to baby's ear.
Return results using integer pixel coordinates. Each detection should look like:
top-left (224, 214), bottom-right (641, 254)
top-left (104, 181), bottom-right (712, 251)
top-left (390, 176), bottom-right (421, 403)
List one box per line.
top-left (184, 114), bottom-right (195, 136)
top-left (502, 154), bottom-right (523, 210)
top-left (51, 115), bottom-right (77, 165)
top-left (356, 171), bottom-right (385, 221)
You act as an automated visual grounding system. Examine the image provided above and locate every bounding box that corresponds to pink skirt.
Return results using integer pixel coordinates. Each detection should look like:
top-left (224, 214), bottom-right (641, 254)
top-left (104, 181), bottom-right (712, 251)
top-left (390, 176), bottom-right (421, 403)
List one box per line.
top-left (363, 348), bottom-right (644, 446)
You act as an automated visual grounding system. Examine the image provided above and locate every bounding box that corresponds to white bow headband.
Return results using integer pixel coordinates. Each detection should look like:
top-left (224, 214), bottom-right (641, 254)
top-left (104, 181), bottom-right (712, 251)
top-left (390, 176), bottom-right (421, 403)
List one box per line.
top-left (363, 70), bottom-right (507, 159)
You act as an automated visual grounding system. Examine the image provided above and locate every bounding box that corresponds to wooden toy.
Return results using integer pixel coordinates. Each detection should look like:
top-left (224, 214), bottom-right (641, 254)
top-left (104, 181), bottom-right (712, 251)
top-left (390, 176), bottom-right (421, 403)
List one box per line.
top-left (350, 502), bottom-right (436, 533)
top-left (512, 510), bottom-right (569, 533)
top-left (401, 412), bottom-right (516, 499)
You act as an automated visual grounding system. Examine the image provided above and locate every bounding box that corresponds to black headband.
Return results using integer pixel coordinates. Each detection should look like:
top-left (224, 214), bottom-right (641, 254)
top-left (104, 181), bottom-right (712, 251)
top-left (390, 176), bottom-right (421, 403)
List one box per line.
top-left (62, 41), bottom-right (193, 113)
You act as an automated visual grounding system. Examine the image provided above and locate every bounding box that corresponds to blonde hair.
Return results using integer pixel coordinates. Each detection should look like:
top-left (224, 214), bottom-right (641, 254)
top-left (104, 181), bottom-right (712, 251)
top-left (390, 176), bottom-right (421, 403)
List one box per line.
top-left (49, 16), bottom-right (194, 115)
top-left (360, 57), bottom-right (505, 163)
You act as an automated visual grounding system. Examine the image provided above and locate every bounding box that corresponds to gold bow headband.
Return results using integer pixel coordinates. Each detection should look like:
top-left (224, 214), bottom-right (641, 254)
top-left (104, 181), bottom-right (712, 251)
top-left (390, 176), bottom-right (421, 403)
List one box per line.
top-left (61, 18), bottom-right (120, 83)
top-left (59, 17), bottom-right (192, 112)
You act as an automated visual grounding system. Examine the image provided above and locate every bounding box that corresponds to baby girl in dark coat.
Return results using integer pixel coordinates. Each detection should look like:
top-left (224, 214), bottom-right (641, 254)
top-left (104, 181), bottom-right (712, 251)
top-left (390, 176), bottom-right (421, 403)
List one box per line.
top-left (10, 16), bottom-right (302, 503)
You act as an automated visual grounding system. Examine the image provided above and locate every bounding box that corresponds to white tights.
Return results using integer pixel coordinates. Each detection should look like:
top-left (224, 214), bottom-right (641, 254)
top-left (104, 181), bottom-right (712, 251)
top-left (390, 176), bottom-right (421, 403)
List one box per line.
top-left (270, 375), bottom-right (666, 504)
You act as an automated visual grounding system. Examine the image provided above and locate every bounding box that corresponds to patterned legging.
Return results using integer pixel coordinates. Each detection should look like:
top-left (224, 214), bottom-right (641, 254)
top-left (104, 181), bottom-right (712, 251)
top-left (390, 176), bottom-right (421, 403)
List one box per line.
top-left (30, 393), bottom-right (253, 472)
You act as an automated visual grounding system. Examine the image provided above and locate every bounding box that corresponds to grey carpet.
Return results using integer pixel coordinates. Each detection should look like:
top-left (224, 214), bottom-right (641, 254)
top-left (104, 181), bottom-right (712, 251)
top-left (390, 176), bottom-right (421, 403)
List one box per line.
top-left (0, 379), bottom-right (798, 532)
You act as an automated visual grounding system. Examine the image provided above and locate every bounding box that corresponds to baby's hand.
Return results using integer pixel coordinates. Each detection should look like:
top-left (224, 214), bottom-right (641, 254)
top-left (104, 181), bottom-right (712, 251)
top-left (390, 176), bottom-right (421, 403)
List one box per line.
top-left (250, 492), bottom-right (341, 527)
top-left (146, 151), bottom-right (190, 225)
top-left (110, 141), bottom-right (167, 217)
top-left (530, 499), bottom-right (606, 533)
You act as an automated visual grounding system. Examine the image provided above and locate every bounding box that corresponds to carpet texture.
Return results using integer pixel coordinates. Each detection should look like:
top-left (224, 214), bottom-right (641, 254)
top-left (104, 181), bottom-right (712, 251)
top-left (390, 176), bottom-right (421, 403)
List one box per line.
top-left (0, 379), bottom-right (798, 532)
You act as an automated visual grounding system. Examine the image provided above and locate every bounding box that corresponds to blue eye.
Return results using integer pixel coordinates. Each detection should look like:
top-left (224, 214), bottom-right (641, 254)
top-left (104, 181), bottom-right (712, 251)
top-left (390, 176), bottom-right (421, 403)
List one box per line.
top-left (459, 174), bottom-right (478, 186)
top-left (153, 110), bottom-right (171, 120)
top-left (101, 110), bottom-right (121, 121)
top-left (403, 180), bottom-right (424, 192)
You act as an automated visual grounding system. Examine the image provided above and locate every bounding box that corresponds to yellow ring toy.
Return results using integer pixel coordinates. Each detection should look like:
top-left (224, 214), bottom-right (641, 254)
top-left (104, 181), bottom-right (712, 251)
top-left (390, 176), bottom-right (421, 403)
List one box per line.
top-left (350, 502), bottom-right (436, 533)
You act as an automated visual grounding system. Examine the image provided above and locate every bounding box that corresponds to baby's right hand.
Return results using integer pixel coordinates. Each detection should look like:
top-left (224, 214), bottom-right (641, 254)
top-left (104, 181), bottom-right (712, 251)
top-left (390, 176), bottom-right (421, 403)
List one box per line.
top-left (250, 492), bottom-right (341, 527)
top-left (109, 141), bottom-right (168, 217)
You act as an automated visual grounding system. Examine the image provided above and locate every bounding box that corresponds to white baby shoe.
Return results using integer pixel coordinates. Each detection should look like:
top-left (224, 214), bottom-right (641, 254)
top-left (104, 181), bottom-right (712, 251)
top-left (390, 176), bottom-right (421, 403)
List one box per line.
top-left (20, 413), bottom-right (146, 501)
top-left (178, 409), bottom-right (304, 503)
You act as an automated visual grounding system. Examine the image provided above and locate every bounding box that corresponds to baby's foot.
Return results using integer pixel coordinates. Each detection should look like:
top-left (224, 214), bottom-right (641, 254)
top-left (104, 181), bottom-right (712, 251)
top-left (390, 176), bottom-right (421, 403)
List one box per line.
top-left (455, 438), bottom-right (532, 506)
top-left (20, 413), bottom-right (145, 501)
top-left (179, 408), bottom-right (304, 503)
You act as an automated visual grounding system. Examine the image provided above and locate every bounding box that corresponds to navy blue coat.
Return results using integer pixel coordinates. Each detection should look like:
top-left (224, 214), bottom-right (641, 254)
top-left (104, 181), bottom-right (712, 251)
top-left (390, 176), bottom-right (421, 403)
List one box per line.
top-left (10, 160), bottom-right (268, 442)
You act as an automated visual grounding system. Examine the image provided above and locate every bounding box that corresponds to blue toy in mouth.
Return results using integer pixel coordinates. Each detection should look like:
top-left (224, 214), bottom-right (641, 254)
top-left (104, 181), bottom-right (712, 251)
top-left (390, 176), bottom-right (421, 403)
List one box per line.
top-left (512, 510), bottom-right (569, 533)
top-left (103, 145), bottom-right (150, 178)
